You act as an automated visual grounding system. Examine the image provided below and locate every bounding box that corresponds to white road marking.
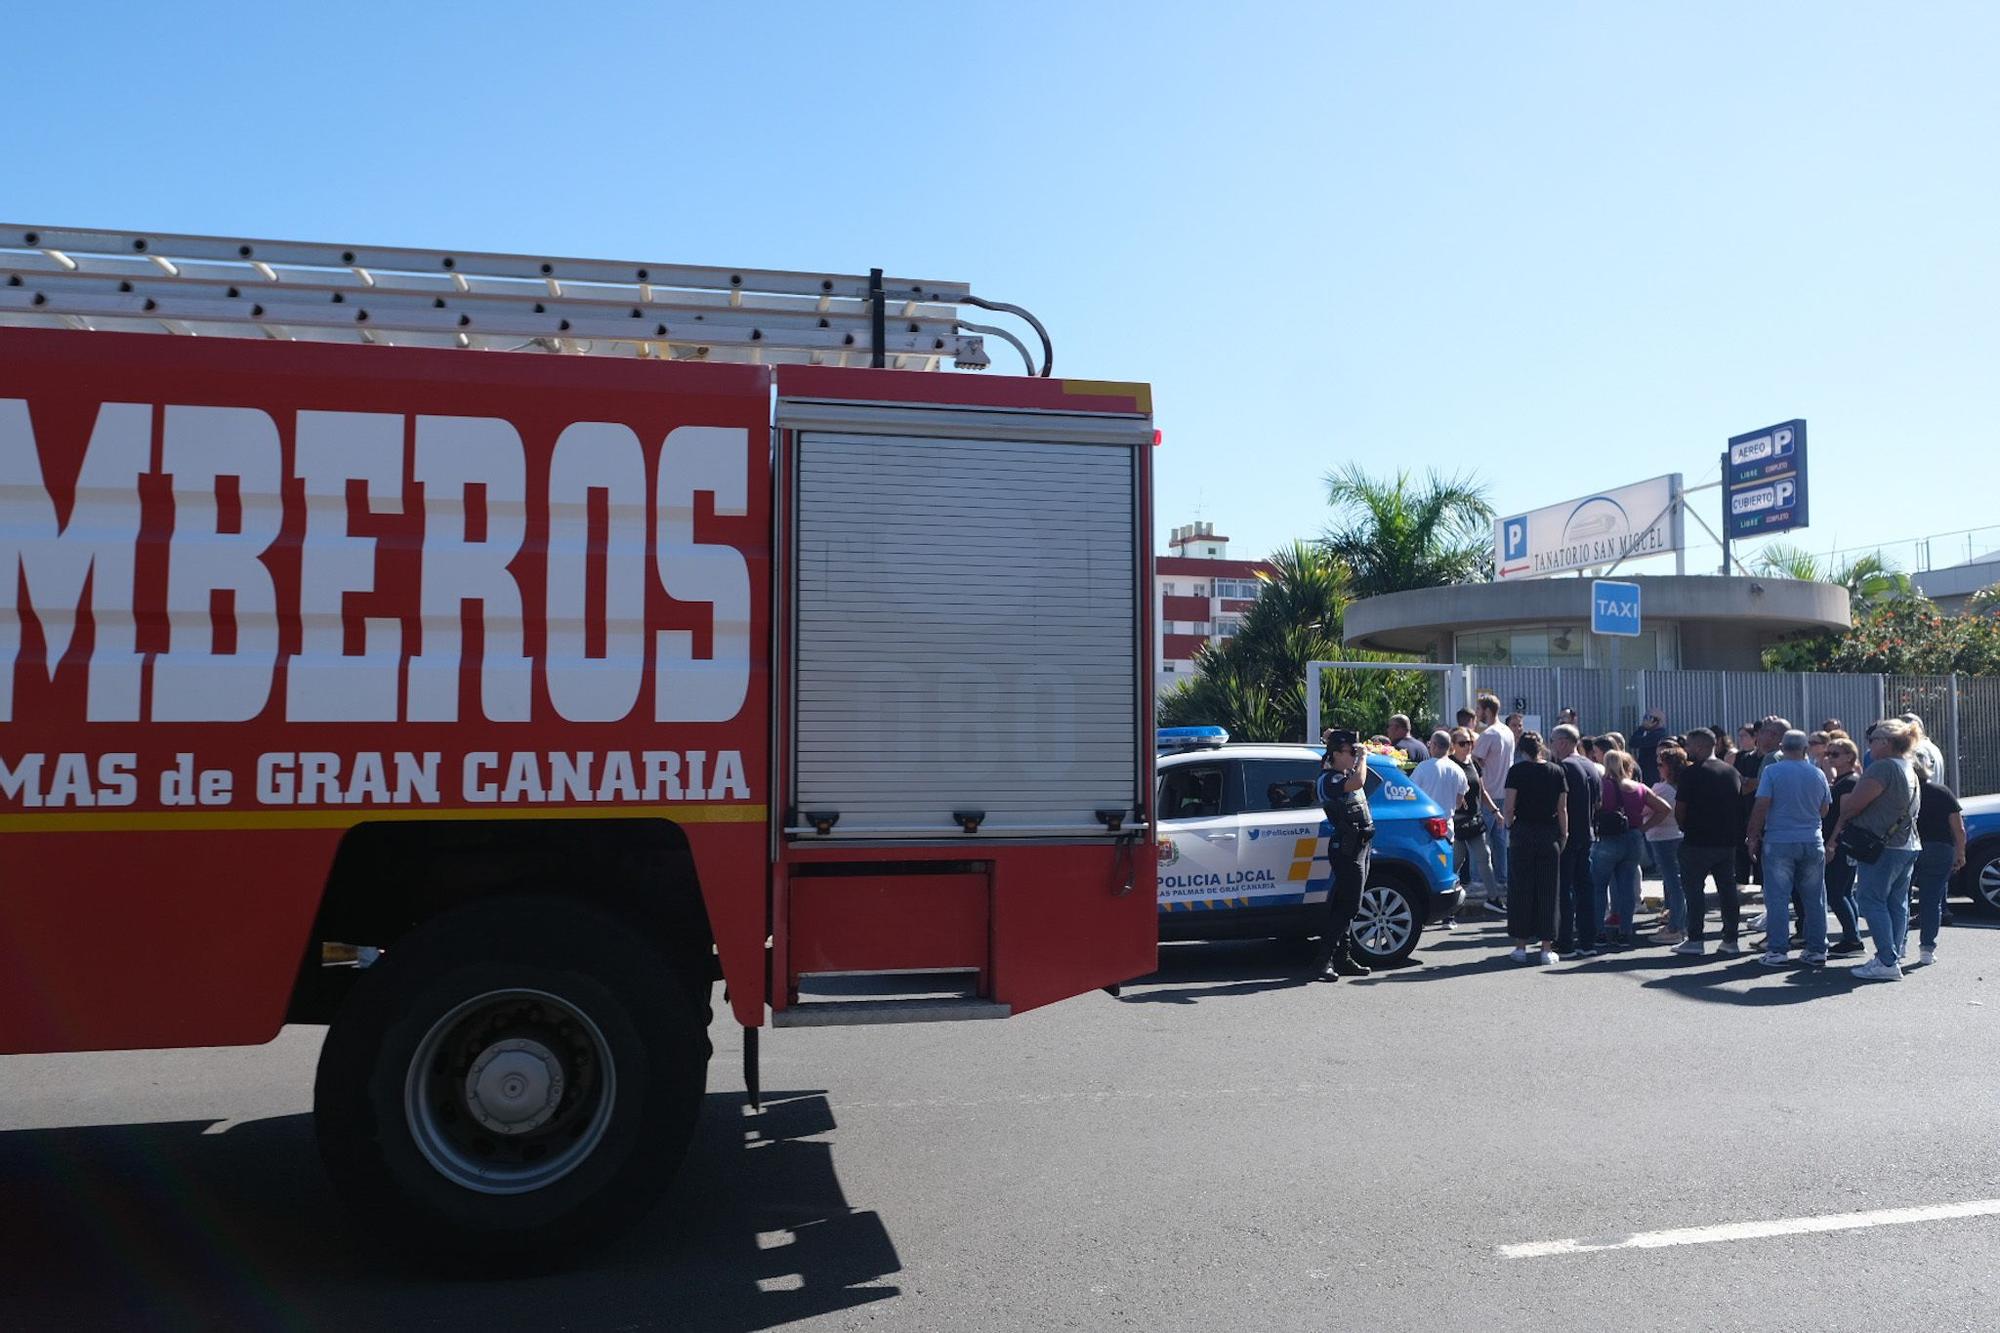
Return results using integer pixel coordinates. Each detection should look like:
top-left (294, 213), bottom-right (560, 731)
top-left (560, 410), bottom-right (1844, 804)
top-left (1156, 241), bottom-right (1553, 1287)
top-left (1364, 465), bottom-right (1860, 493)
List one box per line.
top-left (1499, 1198), bottom-right (2000, 1259)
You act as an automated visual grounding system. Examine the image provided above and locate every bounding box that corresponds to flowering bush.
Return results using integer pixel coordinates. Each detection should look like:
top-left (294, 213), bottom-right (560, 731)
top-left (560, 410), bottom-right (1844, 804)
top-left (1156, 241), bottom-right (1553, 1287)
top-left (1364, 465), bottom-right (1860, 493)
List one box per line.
top-left (1765, 599), bottom-right (2000, 675)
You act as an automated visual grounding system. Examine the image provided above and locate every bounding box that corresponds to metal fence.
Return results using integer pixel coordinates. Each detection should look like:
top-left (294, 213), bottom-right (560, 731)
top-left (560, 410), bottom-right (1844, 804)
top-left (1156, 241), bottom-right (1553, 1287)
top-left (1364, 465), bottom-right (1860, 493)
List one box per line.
top-left (1440, 665), bottom-right (2000, 795)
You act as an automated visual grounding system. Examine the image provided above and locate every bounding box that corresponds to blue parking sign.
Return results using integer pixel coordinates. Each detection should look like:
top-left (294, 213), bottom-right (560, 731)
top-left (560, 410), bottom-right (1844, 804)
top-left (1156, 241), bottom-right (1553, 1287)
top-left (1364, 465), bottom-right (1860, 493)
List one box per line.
top-left (1591, 580), bottom-right (1642, 637)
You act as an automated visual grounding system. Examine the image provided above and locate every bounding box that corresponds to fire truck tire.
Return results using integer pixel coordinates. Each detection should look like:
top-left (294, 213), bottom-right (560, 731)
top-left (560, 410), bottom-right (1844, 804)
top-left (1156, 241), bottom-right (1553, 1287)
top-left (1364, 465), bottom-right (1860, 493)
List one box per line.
top-left (313, 897), bottom-right (709, 1264)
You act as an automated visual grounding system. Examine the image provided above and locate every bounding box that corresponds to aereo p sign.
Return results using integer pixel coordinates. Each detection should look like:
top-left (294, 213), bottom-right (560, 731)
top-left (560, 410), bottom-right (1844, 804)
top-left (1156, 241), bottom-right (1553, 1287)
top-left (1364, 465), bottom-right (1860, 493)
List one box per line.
top-left (1728, 423), bottom-right (1797, 469)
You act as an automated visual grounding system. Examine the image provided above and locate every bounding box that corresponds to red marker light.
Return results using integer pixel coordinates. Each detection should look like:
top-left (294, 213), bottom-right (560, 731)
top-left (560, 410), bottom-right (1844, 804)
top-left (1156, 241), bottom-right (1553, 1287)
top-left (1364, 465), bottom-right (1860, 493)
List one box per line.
top-left (1152, 429), bottom-right (1163, 446)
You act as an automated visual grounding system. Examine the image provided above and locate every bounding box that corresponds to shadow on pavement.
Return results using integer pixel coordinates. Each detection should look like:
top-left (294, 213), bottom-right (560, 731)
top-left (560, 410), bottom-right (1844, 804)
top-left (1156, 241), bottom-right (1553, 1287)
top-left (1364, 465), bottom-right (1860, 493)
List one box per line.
top-left (1639, 958), bottom-right (1869, 1005)
top-left (0, 1088), bottom-right (898, 1333)
top-left (1118, 938), bottom-right (1314, 1004)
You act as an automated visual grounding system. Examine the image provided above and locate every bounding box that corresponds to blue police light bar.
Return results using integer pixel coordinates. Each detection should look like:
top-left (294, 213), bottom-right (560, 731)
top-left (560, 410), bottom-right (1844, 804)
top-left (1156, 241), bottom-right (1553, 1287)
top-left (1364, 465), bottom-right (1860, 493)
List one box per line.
top-left (1157, 725), bottom-right (1230, 753)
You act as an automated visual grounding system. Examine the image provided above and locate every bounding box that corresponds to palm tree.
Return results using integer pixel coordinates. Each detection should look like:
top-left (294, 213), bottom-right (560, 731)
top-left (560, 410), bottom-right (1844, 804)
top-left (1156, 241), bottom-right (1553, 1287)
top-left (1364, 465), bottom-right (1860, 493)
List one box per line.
top-left (1319, 464), bottom-right (1494, 599)
top-left (1753, 545), bottom-right (1917, 608)
top-left (1159, 541), bottom-right (1431, 740)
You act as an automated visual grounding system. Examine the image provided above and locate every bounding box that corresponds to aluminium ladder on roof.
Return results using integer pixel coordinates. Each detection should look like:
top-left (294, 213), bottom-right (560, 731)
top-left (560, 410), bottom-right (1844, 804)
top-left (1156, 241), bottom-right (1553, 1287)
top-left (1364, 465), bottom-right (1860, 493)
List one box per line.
top-left (0, 223), bottom-right (1033, 372)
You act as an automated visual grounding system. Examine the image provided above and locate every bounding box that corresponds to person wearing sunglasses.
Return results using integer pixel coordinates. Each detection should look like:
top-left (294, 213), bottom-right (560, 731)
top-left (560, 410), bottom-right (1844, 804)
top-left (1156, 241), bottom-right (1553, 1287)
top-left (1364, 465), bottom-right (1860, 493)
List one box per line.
top-left (1311, 729), bottom-right (1376, 980)
top-left (1631, 709), bottom-right (1669, 787)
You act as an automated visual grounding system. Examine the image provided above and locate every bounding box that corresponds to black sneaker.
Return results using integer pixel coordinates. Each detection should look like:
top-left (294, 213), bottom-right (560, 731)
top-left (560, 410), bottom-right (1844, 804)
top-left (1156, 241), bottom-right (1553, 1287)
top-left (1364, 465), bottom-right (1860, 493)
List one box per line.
top-left (1484, 898), bottom-right (1510, 915)
top-left (1829, 939), bottom-right (1866, 957)
top-left (1333, 956), bottom-right (1370, 977)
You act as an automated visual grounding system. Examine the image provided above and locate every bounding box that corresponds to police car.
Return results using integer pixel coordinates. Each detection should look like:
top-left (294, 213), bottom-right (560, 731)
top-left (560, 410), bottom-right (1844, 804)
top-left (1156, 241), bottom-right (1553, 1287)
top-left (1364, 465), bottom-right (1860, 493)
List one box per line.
top-left (1958, 793), bottom-right (2000, 914)
top-left (1154, 728), bottom-right (1464, 966)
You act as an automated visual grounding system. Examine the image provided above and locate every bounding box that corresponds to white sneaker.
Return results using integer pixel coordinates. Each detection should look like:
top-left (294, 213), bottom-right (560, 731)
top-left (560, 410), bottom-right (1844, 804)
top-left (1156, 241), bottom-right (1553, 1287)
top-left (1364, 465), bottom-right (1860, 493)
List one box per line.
top-left (1919, 946), bottom-right (1937, 967)
top-left (1672, 939), bottom-right (1705, 956)
top-left (1747, 912), bottom-right (1767, 931)
top-left (1539, 950), bottom-right (1561, 966)
top-left (1756, 952), bottom-right (1791, 968)
top-left (1853, 958), bottom-right (1904, 981)
top-left (1509, 946), bottom-right (1529, 963)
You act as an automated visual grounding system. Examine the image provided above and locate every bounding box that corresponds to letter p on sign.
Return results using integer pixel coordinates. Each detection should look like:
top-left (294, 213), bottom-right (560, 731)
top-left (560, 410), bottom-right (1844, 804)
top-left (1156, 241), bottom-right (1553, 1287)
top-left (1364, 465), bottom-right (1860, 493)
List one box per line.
top-left (1591, 579), bottom-right (1642, 637)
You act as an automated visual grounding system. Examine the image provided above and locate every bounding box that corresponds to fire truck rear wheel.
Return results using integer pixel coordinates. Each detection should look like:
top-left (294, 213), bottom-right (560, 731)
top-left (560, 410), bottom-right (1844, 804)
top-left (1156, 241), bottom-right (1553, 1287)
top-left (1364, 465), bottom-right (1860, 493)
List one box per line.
top-left (313, 897), bottom-right (710, 1264)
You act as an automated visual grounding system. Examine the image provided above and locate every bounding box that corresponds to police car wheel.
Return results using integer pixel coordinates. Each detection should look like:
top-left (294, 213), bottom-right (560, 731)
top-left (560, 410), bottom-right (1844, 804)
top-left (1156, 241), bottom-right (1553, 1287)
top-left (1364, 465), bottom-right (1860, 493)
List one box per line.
top-left (1967, 844), bottom-right (2000, 915)
top-left (314, 897), bottom-right (710, 1266)
top-left (1350, 874), bottom-right (1422, 966)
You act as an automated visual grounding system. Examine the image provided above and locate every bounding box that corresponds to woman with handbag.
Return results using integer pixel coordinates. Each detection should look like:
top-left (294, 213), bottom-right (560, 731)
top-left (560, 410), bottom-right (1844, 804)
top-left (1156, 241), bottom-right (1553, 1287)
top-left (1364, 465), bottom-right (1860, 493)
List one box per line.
top-left (1590, 750), bottom-right (1673, 950)
top-left (1821, 736), bottom-right (1868, 957)
top-left (1827, 720), bottom-right (1925, 981)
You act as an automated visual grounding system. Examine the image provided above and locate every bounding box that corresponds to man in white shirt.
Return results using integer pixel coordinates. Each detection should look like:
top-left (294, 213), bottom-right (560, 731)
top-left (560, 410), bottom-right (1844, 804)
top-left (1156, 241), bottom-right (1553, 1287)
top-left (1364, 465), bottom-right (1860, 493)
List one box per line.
top-left (1471, 697), bottom-right (1515, 911)
top-left (1411, 730), bottom-right (1471, 927)
top-left (1386, 714), bottom-right (1428, 764)
top-left (1412, 730), bottom-right (1470, 812)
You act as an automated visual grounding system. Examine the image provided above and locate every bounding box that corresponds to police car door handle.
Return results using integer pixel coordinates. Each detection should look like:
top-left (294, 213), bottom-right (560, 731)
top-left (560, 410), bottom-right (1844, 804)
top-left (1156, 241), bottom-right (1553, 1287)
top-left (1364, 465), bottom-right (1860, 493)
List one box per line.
top-left (1201, 832), bottom-right (1237, 842)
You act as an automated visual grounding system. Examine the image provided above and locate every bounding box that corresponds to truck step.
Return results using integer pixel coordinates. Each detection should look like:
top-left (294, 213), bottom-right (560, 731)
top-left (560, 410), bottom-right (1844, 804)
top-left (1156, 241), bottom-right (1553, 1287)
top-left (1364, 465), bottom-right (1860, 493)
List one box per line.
top-left (772, 997), bottom-right (1012, 1028)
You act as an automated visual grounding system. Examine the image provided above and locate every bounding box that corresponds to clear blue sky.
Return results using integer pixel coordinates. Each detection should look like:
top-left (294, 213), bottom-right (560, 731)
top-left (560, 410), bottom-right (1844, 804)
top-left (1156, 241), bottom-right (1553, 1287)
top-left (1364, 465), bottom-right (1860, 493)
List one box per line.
top-left (7, 2), bottom-right (1996, 575)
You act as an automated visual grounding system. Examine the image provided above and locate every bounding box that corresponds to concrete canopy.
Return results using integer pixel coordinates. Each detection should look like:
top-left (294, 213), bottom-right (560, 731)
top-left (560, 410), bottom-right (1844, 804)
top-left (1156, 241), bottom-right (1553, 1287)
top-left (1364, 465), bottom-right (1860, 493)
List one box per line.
top-left (1342, 575), bottom-right (1852, 669)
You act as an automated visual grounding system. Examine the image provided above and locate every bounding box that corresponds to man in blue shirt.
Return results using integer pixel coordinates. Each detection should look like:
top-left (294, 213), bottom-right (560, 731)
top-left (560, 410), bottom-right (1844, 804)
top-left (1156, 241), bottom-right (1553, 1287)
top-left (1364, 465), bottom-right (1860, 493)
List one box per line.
top-left (1746, 729), bottom-right (1833, 968)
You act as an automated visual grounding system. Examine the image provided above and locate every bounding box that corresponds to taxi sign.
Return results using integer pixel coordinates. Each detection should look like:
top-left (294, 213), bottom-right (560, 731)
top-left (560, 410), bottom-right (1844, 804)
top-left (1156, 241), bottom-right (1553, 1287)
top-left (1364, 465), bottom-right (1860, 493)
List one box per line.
top-left (1591, 579), bottom-right (1642, 637)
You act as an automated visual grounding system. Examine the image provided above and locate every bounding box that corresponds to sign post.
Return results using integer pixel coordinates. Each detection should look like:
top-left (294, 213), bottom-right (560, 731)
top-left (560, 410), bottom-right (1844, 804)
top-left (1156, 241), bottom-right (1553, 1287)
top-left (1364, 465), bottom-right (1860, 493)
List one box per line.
top-left (1592, 580), bottom-right (1642, 720)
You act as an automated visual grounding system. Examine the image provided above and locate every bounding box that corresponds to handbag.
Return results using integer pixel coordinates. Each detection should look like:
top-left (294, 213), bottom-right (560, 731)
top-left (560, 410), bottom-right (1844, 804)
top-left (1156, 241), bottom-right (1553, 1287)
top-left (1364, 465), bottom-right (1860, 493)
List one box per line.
top-left (1593, 783), bottom-right (1630, 838)
top-left (1837, 823), bottom-right (1886, 865)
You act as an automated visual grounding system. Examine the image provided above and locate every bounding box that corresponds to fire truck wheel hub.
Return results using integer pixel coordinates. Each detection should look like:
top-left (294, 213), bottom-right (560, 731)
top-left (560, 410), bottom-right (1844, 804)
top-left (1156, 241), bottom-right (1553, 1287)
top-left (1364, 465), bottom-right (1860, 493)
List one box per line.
top-left (403, 987), bottom-right (618, 1196)
top-left (465, 1040), bottom-right (565, 1135)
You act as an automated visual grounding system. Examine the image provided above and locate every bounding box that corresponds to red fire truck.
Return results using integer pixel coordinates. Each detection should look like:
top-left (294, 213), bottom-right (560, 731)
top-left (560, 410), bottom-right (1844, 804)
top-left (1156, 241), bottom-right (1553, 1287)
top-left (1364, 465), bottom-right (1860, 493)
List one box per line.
top-left (0, 225), bottom-right (1158, 1257)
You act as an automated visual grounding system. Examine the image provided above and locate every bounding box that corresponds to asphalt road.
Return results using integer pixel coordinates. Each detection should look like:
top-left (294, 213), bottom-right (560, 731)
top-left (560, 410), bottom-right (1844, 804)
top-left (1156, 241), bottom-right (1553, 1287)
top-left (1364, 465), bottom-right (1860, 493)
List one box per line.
top-left (5, 912), bottom-right (2000, 1333)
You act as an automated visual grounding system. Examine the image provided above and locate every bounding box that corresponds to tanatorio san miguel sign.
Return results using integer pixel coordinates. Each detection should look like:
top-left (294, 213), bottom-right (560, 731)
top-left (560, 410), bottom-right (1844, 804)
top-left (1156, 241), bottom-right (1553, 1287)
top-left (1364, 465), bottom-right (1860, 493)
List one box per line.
top-left (1494, 475), bottom-right (1685, 582)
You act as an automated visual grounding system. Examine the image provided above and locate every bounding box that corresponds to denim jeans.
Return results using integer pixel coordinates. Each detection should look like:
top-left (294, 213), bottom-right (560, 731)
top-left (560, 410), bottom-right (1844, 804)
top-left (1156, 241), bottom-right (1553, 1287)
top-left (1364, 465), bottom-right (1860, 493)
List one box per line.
top-left (1457, 831), bottom-right (1498, 899)
top-left (1759, 840), bottom-right (1828, 958)
top-left (1649, 835), bottom-right (1685, 930)
top-left (1483, 807), bottom-right (1510, 892)
top-left (1590, 830), bottom-right (1644, 938)
top-left (1853, 845), bottom-right (1920, 967)
top-left (1826, 852), bottom-right (1862, 945)
top-left (1558, 837), bottom-right (1596, 951)
top-left (1913, 841), bottom-right (1957, 950)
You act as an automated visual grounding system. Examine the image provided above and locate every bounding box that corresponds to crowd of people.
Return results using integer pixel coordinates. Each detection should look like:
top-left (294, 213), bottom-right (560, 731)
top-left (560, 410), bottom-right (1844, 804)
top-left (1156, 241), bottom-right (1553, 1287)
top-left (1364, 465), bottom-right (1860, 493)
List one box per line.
top-left (1398, 697), bottom-right (1966, 981)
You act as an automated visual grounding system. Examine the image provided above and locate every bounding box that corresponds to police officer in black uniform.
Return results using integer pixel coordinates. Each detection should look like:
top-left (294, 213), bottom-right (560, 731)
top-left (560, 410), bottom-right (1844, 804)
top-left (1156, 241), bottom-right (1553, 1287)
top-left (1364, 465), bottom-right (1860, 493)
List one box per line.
top-left (1312, 728), bottom-right (1375, 980)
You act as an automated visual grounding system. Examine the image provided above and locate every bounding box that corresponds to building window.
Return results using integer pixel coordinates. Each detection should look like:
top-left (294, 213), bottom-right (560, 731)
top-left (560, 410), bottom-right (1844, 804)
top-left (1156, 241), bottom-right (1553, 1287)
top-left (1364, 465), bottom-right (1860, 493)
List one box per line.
top-left (1214, 578), bottom-right (1261, 600)
top-left (1162, 582), bottom-right (1177, 595)
top-left (1455, 623), bottom-right (1679, 670)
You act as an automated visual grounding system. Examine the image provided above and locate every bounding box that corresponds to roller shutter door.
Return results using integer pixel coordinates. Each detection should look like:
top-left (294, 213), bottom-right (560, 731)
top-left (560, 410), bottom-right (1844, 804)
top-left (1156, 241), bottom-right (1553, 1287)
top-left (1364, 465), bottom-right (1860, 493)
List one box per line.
top-left (793, 431), bottom-right (1140, 837)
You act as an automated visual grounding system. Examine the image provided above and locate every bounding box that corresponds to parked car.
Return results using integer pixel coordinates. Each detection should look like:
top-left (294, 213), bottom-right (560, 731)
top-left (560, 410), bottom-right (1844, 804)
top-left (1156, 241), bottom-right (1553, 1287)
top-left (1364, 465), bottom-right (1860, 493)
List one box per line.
top-left (1155, 742), bottom-right (1462, 966)
top-left (1957, 793), bottom-right (2000, 914)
